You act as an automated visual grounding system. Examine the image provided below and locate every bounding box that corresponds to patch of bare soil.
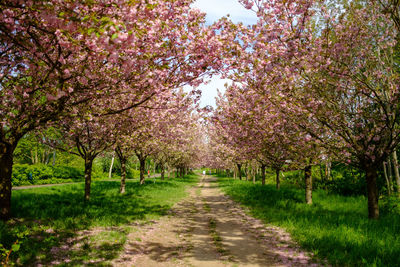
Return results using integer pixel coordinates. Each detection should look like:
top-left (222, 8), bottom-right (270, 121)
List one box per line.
top-left (113, 176), bottom-right (327, 267)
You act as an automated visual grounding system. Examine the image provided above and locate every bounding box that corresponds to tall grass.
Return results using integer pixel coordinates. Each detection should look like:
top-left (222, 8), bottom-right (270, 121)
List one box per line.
top-left (218, 177), bottom-right (400, 267)
top-left (0, 175), bottom-right (198, 266)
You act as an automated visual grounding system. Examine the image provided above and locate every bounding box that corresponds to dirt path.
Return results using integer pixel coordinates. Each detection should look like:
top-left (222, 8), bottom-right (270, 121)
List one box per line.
top-left (113, 176), bottom-right (324, 267)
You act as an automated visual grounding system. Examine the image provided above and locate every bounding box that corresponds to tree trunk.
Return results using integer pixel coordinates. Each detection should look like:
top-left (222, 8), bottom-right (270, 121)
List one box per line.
top-left (304, 165), bottom-right (312, 204)
top-left (139, 157), bottom-right (146, 185)
top-left (276, 168), bottom-right (280, 190)
top-left (392, 151), bottom-right (400, 194)
top-left (327, 160), bottom-right (331, 180)
top-left (160, 164), bottom-right (165, 180)
top-left (120, 157), bottom-right (127, 194)
top-left (320, 164), bottom-right (325, 181)
top-left (34, 149), bottom-right (38, 164)
top-left (387, 156), bottom-right (394, 192)
top-left (52, 150), bottom-right (56, 166)
top-left (383, 162), bottom-right (391, 196)
top-left (261, 164), bottom-right (266, 186)
top-left (0, 143), bottom-right (15, 221)
top-left (84, 156), bottom-right (94, 202)
top-left (245, 164), bottom-right (249, 181)
top-left (109, 154), bottom-right (115, 179)
top-left (365, 165), bottom-right (379, 219)
top-left (237, 163), bottom-right (242, 180)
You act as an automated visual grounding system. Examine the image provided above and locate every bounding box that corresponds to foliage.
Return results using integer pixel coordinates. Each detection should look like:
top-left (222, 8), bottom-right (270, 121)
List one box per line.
top-left (1, 175), bottom-right (198, 265)
top-left (11, 164), bottom-right (84, 186)
top-left (218, 177), bottom-right (400, 267)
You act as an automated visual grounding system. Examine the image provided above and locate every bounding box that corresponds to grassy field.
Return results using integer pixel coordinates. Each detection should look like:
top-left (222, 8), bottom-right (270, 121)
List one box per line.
top-left (218, 177), bottom-right (400, 267)
top-left (1, 175), bottom-right (198, 266)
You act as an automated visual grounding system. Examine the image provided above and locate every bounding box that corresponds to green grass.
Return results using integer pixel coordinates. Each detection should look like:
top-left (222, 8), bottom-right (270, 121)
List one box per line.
top-left (1, 175), bottom-right (198, 266)
top-left (218, 177), bottom-right (400, 267)
top-left (208, 218), bottom-right (227, 255)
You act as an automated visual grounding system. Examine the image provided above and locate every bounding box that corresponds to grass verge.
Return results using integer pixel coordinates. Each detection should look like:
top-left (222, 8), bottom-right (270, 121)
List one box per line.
top-left (1, 175), bottom-right (198, 266)
top-left (217, 177), bottom-right (400, 267)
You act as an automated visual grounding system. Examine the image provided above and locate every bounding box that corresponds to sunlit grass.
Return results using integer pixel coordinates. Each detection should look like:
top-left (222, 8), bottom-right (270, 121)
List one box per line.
top-left (218, 177), bottom-right (400, 267)
top-left (1, 175), bottom-right (198, 265)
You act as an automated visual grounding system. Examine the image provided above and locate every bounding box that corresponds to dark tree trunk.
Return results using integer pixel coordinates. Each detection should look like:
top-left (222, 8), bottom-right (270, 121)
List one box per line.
top-left (120, 157), bottom-right (127, 194)
top-left (160, 164), bottom-right (165, 180)
top-left (365, 165), bottom-right (379, 219)
top-left (237, 163), bottom-right (242, 180)
top-left (84, 156), bottom-right (94, 202)
top-left (276, 168), bottom-right (280, 190)
top-left (139, 157), bottom-right (146, 185)
top-left (261, 164), bottom-right (266, 186)
top-left (0, 143), bottom-right (15, 221)
top-left (304, 165), bottom-right (312, 204)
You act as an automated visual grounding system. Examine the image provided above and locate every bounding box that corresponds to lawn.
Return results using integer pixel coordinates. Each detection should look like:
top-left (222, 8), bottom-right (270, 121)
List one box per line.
top-left (0, 175), bottom-right (198, 266)
top-left (218, 177), bottom-right (400, 267)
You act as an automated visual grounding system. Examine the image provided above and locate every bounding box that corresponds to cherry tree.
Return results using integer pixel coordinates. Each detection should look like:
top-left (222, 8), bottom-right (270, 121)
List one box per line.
top-left (237, 0), bottom-right (400, 218)
top-left (44, 113), bottom-right (116, 201)
top-left (0, 0), bottom-right (227, 220)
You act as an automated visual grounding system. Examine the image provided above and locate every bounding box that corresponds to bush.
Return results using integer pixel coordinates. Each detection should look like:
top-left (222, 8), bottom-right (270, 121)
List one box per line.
top-left (12, 164), bottom-right (83, 186)
top-left (51, 165), bottom-right (83, 179)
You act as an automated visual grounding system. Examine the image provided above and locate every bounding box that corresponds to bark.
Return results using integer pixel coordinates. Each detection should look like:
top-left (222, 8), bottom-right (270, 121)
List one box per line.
top-left (304, 165), bottom-right (312, 204)
top-left (326, 160), bottom-right (331, 180)
top-left (108, 154), bottom-right (115, 179)
top-left (276, 168), bottom-right (280, 190)
top-left (392, 151), bottom-right (400, 193)
top-left (320, 164), bottom-right (325, 181)
top-left (84, 156), bottom-right (94, 202)
top-left (261, 164), bottom-right (266, 186)
top-left (160, 164), bottom-right (165, 180)
top-left (387, 156), bottom-right (394, 192)
top-left (237, 163), bottom-right (242, 180)
top-left (383, 162), bottom-right (391, 196)
top-left (365, 165), bottom-right (379, 219)
top-left (119, 157), bottom-right (127, 194)
top-left (139, 157), bottom-right (146, 185)
top-left (0, 143), bottom-right (16, 221)
top-left (52, 150), bottom-right (56, 166)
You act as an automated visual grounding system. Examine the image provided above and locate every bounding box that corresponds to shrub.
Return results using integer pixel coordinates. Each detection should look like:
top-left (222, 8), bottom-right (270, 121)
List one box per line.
top-left (52, 165), bottom-right (83, 179)
top-left (12, 164), bottom-right (83, 186)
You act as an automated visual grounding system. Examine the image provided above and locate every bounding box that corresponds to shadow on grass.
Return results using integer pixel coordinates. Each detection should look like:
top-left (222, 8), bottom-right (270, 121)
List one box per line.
top-left (1, 176), bottom-right (198, 266)
top-left (218, 177), bottom-right (400, 267)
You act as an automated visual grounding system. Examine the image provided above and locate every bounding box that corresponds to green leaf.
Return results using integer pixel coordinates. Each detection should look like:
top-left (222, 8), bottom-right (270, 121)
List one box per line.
top-left (111, 33), bottom-right (118, 40)
top-left (11, 243), bottom-right (20, 252)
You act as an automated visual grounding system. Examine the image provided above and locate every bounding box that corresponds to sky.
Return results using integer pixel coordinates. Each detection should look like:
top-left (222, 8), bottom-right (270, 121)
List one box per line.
top-left (189, 0), bottom-right (257, 108)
